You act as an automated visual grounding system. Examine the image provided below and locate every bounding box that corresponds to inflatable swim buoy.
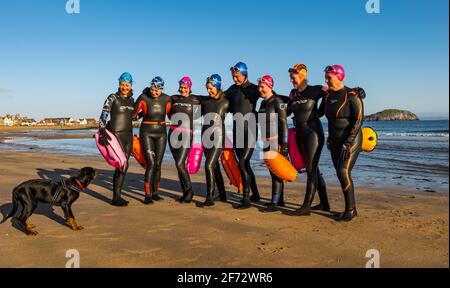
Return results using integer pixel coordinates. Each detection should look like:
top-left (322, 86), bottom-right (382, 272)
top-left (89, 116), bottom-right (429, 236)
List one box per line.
top-left (187, 143), bottom-right (203, 174)
top-left (95, 129), bottom-right (128, 172)
top-left (362, 127), bottom-right (378, 153)
top-left (132, 136), bottom-right (147, 169)
top-left (264, 150), bottom-right (297, 182)
top-left (220, 136), bottom-right (243, 192)
top-left (288, 128), bottom-right (306, 172)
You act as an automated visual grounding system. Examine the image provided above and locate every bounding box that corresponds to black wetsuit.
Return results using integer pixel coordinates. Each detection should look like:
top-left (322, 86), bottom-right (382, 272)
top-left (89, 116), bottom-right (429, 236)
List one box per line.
top-left (99, 92), bottom-right (135, 203)
top-left (288, 85), bottom-right (330, 214)
top-left (319, 87), bottom-right (364, 220)
top-left (259, 94), bottom-right (289, 210)
top-left (225, 81), bottom-right (260, 206)
top-left (168, 94), bottom-right (201, 203)
top-left (133, 88), bottom-right (172, 201)
top-left (200, 93), bottom-right (229, 205)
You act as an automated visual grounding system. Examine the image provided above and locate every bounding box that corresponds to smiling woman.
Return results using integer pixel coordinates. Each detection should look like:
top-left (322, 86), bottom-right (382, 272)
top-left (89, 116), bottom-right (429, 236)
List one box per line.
top-left (97, 72), bottom-right (135, 207)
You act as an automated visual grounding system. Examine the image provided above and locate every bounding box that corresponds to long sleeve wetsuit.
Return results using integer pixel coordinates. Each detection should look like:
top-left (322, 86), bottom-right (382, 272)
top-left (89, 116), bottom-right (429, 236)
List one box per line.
top-left (168, 94), bottom-right (201, 203)
top-left (259, 95), bottom-right (289, 207)
top-left (99, 92), bottom-right (135, 202)
top-left (288, 85), bottom-right (330, 214)
top-left (200, 93), bottom-right (229, 203)
top-left (225, 81), bottom-right (261, 205)
top-left (133, 88), bottom-right (172, 200)
top-left (319, 87), bottom-right (364, 219)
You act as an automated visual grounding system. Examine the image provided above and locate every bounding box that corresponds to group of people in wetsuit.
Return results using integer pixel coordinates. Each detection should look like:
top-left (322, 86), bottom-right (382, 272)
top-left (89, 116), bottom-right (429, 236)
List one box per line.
top-left (98, 62), bottom-right (365, 221)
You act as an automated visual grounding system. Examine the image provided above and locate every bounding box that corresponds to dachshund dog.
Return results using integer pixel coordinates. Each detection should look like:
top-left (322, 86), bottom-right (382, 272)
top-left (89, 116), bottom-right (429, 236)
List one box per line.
top-left (1, 167), bottom-right (97, 236)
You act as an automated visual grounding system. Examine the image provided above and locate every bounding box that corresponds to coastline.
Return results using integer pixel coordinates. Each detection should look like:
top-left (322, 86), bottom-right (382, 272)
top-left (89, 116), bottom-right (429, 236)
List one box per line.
top-left (0, 124), bottom-right (449, 194)
top-left (0, 149), bottom-right (448, 268)
top-left (0, 124), bottom-right (98, 132)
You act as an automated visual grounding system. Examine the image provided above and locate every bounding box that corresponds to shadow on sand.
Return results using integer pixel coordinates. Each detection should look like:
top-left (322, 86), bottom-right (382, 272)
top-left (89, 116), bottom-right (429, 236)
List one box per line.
top-left (1, 166), bottom-right (340, 234)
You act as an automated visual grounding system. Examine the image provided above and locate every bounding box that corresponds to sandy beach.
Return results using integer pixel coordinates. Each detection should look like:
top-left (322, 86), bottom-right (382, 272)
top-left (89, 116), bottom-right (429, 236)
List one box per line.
top-left (0, 149), bottom-right (448, 268)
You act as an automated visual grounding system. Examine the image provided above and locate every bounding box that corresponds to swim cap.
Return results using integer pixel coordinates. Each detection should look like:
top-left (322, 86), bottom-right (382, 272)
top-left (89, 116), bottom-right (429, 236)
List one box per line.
top-left (289, 64), bottom-right (307, 77)
top-left (151, 76), bottom-right (165, 90)
top-left (118, 72), bottom-right (133, 85)
top-left (258, 75), bottom-right (274, 89)
top-left (179, 76), bottom-right (192, 89)
top-left (324, 65), bottom-right (345, 81)
top-left (230, 62), bottom-right (248, 77)
top-left (206, 74), bottom-right (222, 90)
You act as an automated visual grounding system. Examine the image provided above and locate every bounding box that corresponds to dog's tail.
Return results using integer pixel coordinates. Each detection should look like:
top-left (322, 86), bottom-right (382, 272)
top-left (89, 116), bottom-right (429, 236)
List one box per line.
top-left (1, 187), bottom-right (19, 224)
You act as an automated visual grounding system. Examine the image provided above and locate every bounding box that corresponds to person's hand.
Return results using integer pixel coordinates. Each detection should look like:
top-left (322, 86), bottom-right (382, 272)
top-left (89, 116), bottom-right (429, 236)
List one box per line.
top-left (341, 142), bottom-right (351, 161)
top-left (354, 87), bottom-right (366, 99)
top-left (98, 128), bottom-right (111, 146)
top-left (279, 143), bottom-right (289, 157)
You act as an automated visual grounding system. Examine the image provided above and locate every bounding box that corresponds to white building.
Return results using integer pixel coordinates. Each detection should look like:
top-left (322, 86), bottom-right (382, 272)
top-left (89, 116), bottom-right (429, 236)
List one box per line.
top-left (3, 117), bottom-right (14, 126)
top-left (78, 119), bottom-right (88, 125)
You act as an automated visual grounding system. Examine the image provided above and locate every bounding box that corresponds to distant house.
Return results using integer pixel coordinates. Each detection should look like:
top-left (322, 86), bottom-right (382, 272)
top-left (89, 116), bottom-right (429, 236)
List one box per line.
top-left (76, 119), bottom-right (87, 125)
top-left (20, 118), bottom-right (37, 126)
top-left (68, 118), bottom-right (80, 125)
top-left (3, 117), bottom-right (14, 126)
top-left (40, 118), bottom-right (72, 126)
top-left (77, 118), bottom-right (98, 125)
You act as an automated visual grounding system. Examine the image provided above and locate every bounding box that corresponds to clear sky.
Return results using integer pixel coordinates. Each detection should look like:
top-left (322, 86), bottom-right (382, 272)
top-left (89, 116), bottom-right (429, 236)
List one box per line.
top-left (0, 0), bottom-right (448, 120)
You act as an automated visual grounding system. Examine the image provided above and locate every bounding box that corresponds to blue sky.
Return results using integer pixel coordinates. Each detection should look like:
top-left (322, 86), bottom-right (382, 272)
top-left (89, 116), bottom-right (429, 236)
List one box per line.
top-left (0, 0), bottom-right (448, 120)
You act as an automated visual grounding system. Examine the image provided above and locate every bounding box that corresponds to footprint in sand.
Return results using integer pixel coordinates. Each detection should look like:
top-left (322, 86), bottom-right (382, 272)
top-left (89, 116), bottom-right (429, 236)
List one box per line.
top-left (257, 242), bottom-right (289, 254)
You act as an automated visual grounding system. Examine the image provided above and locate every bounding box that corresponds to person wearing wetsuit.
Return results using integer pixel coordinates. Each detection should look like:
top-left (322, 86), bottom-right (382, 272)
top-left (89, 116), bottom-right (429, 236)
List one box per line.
top-left (169, 76), bottom-right (201, 203)
top-left (257, 76), bottom-right (289, 212)
top-left (200, 74), bottom-right (229, 206)
top-left (319, 65), bottom-right (365, 221)
top-left (226, 62), bottom-right (260, 209)
top-left (133, 77), bottom-right (171, 204)
top-left (287, 64), bottom-right (330, 216)
top-left (98, 72), bottom-right (135, 207)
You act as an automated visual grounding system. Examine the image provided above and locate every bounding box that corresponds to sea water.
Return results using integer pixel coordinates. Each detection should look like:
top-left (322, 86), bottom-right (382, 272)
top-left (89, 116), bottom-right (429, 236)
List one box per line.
top-left (1, 121), bottom-right (448, 193)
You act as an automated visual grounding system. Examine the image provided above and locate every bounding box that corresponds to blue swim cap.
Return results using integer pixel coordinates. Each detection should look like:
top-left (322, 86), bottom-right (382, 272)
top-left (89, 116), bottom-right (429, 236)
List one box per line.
top-left (118, 72), bottom-right (133, 85)
top-left (206, 74), bottom-right (222, 90)
top-left (230, 62), bottom-right (248, 77)
top-left (151, 76), bottom-right (165, 89)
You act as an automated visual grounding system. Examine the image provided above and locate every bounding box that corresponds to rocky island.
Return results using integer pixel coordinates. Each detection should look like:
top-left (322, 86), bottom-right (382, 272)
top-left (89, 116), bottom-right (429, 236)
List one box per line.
top-left (365, 109), bottom-right (420, 121)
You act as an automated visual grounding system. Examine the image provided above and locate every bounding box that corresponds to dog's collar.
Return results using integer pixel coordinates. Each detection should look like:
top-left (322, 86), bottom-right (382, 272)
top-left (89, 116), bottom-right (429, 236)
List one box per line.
top-left (74, 179), bottom-right (85, 191)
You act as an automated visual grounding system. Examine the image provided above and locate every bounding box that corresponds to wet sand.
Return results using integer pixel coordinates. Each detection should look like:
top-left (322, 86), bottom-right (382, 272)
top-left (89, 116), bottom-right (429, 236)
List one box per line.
top-left (0, 150), bottom-right (448, 268)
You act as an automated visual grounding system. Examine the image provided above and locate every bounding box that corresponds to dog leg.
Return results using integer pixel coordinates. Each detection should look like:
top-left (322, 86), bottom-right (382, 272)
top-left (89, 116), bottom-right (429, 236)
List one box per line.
top-left (26, 220), bottom-right (36, 230)
top-left (18, 201), bottom-right (38, 236)
top-left (25, 226), bottom-right (39, 236)
top-left (62, 203), bottom-right (83, 231)
top-left (66, 218), bottom-right (84, 231)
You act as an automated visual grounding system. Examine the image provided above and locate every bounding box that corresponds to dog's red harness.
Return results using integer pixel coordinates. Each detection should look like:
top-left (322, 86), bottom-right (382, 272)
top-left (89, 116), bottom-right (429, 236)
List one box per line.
top-left (74, 179), bottom-right (85, 191)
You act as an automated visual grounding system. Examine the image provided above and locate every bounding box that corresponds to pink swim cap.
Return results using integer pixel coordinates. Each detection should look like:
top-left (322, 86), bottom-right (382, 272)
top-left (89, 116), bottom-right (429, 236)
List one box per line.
top-left (179, 76), bottom-right (193, 89)
top-left (258, 75), bottom-right (274, 89)
top-left (324, 65), bottom-right (345, 81)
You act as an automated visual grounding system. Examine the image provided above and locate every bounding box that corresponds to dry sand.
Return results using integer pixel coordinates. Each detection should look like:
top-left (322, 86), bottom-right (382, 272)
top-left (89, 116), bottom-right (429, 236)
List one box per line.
top-left (0, 149), bottom-right (448, 268)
